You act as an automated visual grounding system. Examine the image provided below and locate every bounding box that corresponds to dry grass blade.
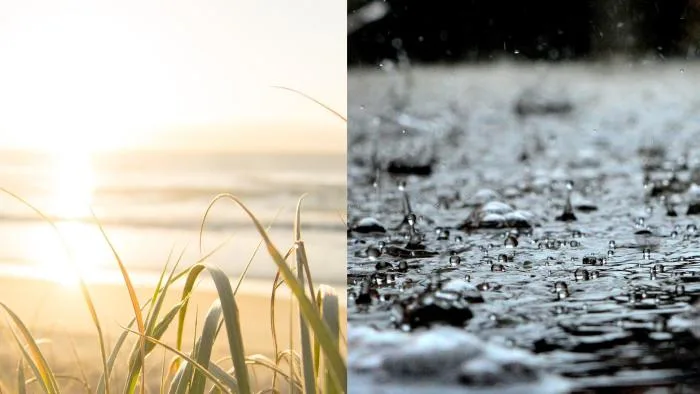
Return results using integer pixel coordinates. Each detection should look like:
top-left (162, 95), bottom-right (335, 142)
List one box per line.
top-left (270, 86), bottom-right (347, 123)
top-left (1, 303), bottom-right (59, 393)
top-left (189, 300), bottom-right (223, 394)
top-left (0, 188), bottom-right (110, 394)
top-left (89, 208), bottom-right (146, 394)
top-left (17, 360), bottom-right (26, 394)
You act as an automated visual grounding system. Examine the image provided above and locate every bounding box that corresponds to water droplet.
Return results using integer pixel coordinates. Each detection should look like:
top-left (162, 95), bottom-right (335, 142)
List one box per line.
top-left (397, 261), bottom-right (409, 273)
top-left (406, 213), bottom-right (417, 226)
top-left (643, 249), bottom-right (651, 260)
top-left (653, 263), bottom-right (665, 273)
top-left (570, 240), bottom-right (580, 247)
top-left (572, 230), bottom-right (582, 238)
top-left (574, 268), bottom-right (590, 281)
top-left (675, 284), bottom-right (685, 295)
top-left (464, 274), bottom-right (471, 282)
top-left (491, 263), bottom-right (506, 272)
top-left (608, 249), bottom-right (614, 257)
top-left (498, 254), bottom-right (508, 263)
top-left (635, 217), bottom-right (645, 227)
top-left (554, 281), bottom-right (568, 293)
top-left (504, 235), bottom-right (518, 248)
top-left (565, 180), bottom-right (574, 191)
top-left (454, 235), bottom-right (464, 243)
top-left (375, 261), bottom-right (392, 271)
top-left (437, 228), bottom-right (450, 240)
top-left (671, 231), bottom-right (679, 238)
top-left (449, 255), bottom-right (461, 267)
top-left (609, 240), bottom-right (616, 249)
top-left (687, 224), bottom-right (697, 235)
top-left (590, 270), bottom-right (600, 279)
top-left (367, 246), bottom-right (382, 260)
top-left (397, 180), bottom-right (406, 191)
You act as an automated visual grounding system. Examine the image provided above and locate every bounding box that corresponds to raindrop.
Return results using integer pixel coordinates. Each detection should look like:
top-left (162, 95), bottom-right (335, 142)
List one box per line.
top-left (504, 235), bottom-right (518, 248)
top-left (574, 268), bottom-right (590, 281)
top-left (608, 249), bottom-right (614, 257)
top-left (454, 235), bottom-right (464, 243)
top-left (375, 261), bottom-right (392, 271)
top-left (397, 261), bottom-right (409, 273)
top-left (643, 249), bottom-right (651, 260)
top-left (687, 224), bottom-right (697, 235)
top-left (675, 284), bottom-right (685, 295)
top-left (609, 240), bottom-right (616, 249)
top-left (437, 228), bottom-right (450, 240)
top-left (570, 240), bottom-right (580, 247)
top-left (491, 263), bottom-right (506, 272)
top-left (367, 246), bottom-right (382, 260)
top-left (449, 255), bottom-right (462, 267)
top-left (653, 263), bottom-right (665, 273)
top-left (498, 254), bottom-right (508, 263)
top-left (464, 274), bottom-right (471, 282)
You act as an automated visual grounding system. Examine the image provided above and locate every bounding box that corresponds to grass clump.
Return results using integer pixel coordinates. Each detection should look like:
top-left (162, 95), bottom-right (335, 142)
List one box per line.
top-left (0, 189), bottom-right (347, 394)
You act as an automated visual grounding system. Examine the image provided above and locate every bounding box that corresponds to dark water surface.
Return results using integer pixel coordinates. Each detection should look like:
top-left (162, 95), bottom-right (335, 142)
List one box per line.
top-left (347, 62), bottom-right (700, 393)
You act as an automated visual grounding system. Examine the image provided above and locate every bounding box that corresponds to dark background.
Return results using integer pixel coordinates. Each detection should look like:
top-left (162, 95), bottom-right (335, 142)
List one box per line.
top-left (348, 0), bottom-right (700, 66)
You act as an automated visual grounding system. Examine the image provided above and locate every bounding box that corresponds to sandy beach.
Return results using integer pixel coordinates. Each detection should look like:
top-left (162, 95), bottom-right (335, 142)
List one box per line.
top-left (0, 274), bottom-right (346, 392)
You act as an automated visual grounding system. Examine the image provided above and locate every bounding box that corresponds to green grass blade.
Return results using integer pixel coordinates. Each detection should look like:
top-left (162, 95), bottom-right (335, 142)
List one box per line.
top-left (318, 286), bottom-right (340, 394)
top-left (121, 327), bottom-right (233, 394)
top-left (1, 303), bottom-right (59, 394)
top-left (208, 194), bottom-right (346, 392)
top-left (293, 196), bottom-right (316, 394)
top-left (17, 359), bottom-right (26, 394)
top-left (189, 300), bottom-right (223, 394)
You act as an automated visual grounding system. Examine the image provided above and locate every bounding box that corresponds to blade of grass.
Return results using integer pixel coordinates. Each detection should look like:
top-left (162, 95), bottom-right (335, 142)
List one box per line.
top-left (88, 208), bottom-right (146, 394)
top-left (293, 196), bottom-right (315, 394)
top-left (121, 327), bottom-right (233, 393)
top-left (318, 286), bottom-right (340, 394)
top-left (270, 86), bottom-right (347, 122)
top-left (1, 306), bottom-right (59, 393)
top-left (17, 360), bottom-right (26, 394)
top-left (0, 188), bottom-right (110, 394)
top-left (208, 194), bottom-right (346, 392)
top-left (179, 264), bottom-right (252, 394)
top-left (190, 300), bottom-right (223, 394)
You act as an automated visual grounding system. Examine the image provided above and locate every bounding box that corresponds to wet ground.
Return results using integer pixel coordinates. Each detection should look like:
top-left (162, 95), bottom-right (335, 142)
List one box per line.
top-left (347, 61), bottom-right (700, 393)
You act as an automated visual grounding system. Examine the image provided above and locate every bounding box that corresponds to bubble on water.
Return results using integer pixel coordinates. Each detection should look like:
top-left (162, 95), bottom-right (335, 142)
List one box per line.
top-left (609, 240), bottom-right (616, 249)
top-left (653, 263), bottom-right (665, 273)
top-left (367, 246), bottom-right (382, 260)
top-left (554, 281), bottom-right (569, 296)
top-left (375, 261), bottom-right (392, 271)
top-left (590, 270), bottom-right (600, 279)
top-left (675, 284), bottom-right (685, 295)
top-left (572, 230), bottom-right (582, 238)
top-left (437, 228), bottom-right (450, 240)
top-left (608, 249), bottom-right (614, 257)
top-left (454, 235), bottom-right (464, 243)
top-left (464, 274), bottom-right (471, 282)
top-left (635, 217), bottom-right (645, 227)
top-left (449, 255), bottom-right (462, 267)
top-left (435, 227), bottom-right (443, 235)
top-left (671, 231), bottom-right (679, 238)
top-left (565, 180), bottom-right (574, 191)
top-left (504, 235), bottom-right (518, 248)
top-left (398, 180), bottom-right (407, 191)
top-left (406, 213), bottom-right (417, 227)
top-left (643, 249), bottom-right (651, 259)
top-left (491, 263), bottom-right (506, 272)
top-left (498, 254), bottom-right (508, 263)
top-left (574, 268), bottom-right (590, 281)
top-left (476, 282), bottom-right (491, 291)
top-left (397, 261), bottom-right (409, 272)
top-left (687, 224), bottom-right (697, 235)
top-left (570, 240), bottom-right (580, 247)
top-left (522, 260), bottom-right (533, 269)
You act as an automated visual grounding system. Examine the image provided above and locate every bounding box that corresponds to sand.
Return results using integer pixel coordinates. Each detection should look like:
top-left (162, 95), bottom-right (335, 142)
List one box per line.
top-left (0, 275), bottom-right (346, 392)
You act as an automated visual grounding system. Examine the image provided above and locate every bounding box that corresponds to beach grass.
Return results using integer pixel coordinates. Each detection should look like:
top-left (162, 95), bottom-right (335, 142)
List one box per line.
top-left (0, 189), bottom-right (347, 394)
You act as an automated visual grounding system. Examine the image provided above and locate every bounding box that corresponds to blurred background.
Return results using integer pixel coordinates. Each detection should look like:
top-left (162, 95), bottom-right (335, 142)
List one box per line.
top-left (349, 0), bottom-right (700, 65)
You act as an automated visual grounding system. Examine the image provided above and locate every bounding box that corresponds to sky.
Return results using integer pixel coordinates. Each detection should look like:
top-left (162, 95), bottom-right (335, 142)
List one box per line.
top-left (0, 0), bottom-right (346, 153)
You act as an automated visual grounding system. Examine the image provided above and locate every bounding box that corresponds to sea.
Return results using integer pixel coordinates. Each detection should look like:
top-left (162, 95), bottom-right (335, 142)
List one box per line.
top-left (0, 149), bottom-right (346, 290)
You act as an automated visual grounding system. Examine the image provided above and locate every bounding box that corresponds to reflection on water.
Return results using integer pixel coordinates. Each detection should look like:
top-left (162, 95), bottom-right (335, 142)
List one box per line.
top-left (23, 152), bottom-right (107, 286)
top-left (0, 150), bottom-right (346, 286)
